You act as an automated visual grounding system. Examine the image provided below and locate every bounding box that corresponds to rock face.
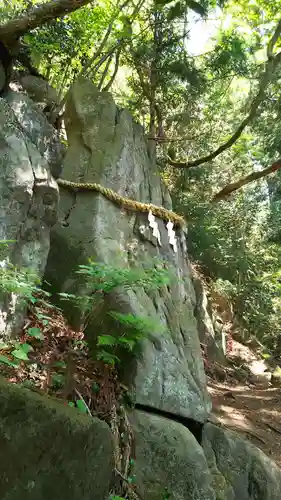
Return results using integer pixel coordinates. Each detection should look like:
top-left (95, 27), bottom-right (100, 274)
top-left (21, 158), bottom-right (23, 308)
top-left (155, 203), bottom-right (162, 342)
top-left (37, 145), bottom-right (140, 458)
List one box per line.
top-left (20, 75), bottom-right (60, 108)
top-left (129, 410), bottom-right (216, 500)
top-left (44, 78), bottom-right (211, 423)
top-left (0, 92), bottom-right (60, 338)
top-left (0, 377), bottom-right (114, 500)
top-left (202, 423), bottom-right (281, 500)
top-left (193, 275), bottom-right (225, 364)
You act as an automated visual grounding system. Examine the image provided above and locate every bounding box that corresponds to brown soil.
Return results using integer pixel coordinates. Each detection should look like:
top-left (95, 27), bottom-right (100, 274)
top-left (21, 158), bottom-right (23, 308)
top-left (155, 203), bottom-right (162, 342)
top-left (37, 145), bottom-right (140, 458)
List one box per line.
top-left (208, 340), bottom-right (281, 469)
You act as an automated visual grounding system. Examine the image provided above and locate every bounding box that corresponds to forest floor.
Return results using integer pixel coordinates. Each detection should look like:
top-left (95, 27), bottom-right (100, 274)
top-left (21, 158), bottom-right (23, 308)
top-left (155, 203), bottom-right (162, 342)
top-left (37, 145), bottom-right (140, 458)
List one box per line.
top-left (207, 339), bottom-right (281, 468)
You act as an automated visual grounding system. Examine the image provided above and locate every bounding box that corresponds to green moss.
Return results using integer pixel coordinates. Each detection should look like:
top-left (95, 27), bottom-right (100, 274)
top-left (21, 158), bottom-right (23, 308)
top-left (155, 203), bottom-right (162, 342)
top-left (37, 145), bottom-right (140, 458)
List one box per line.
top-left (0, 377), bottom-right (114, 500)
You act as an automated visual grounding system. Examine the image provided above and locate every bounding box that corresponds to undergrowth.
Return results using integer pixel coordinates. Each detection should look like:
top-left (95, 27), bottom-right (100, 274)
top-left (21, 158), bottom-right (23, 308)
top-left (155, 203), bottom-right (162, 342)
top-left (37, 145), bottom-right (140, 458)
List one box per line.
top-left (58, 259), bottom-right (170, 365)
top-left (0, 247), bottom-right (171, 499)
top-left (0, 250), bottom-right (170, 411)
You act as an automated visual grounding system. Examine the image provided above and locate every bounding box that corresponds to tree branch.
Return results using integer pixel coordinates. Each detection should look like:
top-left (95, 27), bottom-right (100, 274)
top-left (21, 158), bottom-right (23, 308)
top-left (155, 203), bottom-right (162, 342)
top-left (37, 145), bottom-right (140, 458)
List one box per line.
top-left (97, 54), bottom-right (112, 89)
top-left (212, 159), bottom-right (281, 201)
top-left (82, 0), bottom-right (131, 76)
top-left (103, 47), bottom-right (121, 91)
top-left (267, 19), bottom-right (281, 59)
top-left (169, 19), bottom-right (281, 170)
top-left (0, 0), bottom-right (95, 42)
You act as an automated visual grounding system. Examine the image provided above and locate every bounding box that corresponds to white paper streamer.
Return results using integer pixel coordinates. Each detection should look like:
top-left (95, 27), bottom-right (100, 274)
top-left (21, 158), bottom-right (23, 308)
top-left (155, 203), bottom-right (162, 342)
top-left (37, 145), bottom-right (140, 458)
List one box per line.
top-left (148, 210), bottom-right (162, 246)
top-left (166, 220), bottom-right (177, 253)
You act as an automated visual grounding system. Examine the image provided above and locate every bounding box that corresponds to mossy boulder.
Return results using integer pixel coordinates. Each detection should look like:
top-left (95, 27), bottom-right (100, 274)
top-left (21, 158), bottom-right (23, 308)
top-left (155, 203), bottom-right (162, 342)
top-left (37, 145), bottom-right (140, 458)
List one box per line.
top-left (128, 409), bottom-right (216, 500)
top-left (0, 378), bottom-right (114, 500)
top-left (202, 423), bottom-right (281, 500)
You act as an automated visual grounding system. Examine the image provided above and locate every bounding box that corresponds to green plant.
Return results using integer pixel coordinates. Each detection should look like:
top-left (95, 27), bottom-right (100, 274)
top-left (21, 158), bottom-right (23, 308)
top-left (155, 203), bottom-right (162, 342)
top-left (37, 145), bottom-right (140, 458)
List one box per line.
top-left (59, 260), bottom-right (170, 365)
top-left (0, 257), bottom-right (53, 313)
top-left (0, 246), bottom-right (61, 369)
top-left (0, 323), bottom-right (46, 368)
top-left (96, 312), bottom-right (166, 365)
top-left (1, 261), bottom-right (40, 300)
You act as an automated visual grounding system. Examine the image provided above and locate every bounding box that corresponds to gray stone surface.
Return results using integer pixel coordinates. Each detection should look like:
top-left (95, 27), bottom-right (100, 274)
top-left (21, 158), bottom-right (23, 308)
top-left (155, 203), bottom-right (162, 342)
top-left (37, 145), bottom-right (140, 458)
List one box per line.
top-left (20, 74), bottom-right (60, 107)
top-left (45, 79), bottom-right (211, 422)
top-left (193, 276), bottom-right (225, 364)
top-left (0, 94), bottom-right (59, 337)
top-left (202, 422), bottom-right (281, 500)
top-left (0, 377), bottom-right (114, 500)
top-left (5, 90), bottom-right (65, 178)
top-left (129, 409), bottom-right (216, 500)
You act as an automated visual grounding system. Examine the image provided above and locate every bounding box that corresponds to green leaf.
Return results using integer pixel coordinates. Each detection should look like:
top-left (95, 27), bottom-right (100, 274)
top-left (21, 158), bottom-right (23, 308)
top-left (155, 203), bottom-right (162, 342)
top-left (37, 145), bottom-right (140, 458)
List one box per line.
top-left (92, 382), bottom-right (100, 393)
top-left (58, 292), bottom-right (79, 301)
top-left (261, 353), bottom-right (271, 359)
top-left (51, 373), bottom-right (65, 388)
top-left (54, 361), bottom-right (67, 369)
top-left (155, 0), bottom-right (173, 6)
top-left (0, 240), bottom-right (15, 245)
top-left (11, 344), bottom-right (33, 361)
top-left (117, 337), bottom-right (136, 350)
top-left (76, 399), bottom-right (88, 414)
top-left (96, 350), bottom-right (120, 365)
top-left (11, 349), bottom-right (29, 361)
top-left (21, 380), bottom-right (35, 389)
top-left (27, 327), bottom-right (44, 340)
top-left (97, 335), bottom-right (117, 346)
top-left (15, 343), bottom-right (33, 354)
top-left (0, 354), bottom-right (18, 368)
top-left (35, 313), bottom-right (51, 321)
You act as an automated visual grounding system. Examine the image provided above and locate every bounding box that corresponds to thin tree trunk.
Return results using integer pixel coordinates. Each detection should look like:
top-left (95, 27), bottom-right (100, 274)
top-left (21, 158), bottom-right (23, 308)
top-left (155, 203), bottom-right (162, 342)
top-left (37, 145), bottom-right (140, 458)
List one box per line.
top-left (103, 47), bottom-right (121, 91)
top-left (97, 55), bottom-right (112, 89)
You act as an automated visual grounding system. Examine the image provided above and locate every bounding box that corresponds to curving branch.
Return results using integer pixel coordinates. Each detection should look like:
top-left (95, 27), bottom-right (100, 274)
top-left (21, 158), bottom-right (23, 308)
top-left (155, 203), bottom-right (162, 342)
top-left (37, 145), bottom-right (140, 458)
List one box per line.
top-left (0, 0), bottom-right (94, 43)
top-left (212, 159), bottom-right (281, 201)
top-left (103, 47), bottom-right (121, 91)
top-left (267, 19), bottom-right (281, 59)
top-left (169, 18), bottom-right (281, 170)
top-left (97, 54), bottom-right (112, 89)
top-left (81, 0), bottom-right (131, 76)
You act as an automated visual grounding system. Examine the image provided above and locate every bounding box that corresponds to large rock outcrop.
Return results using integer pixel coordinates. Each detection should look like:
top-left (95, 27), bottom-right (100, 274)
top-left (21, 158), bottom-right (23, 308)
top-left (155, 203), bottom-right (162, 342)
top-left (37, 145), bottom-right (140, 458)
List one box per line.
top-left (45, 78), bottom-right (211, 423)
top-left (0, 92), bottom-right (61, 337)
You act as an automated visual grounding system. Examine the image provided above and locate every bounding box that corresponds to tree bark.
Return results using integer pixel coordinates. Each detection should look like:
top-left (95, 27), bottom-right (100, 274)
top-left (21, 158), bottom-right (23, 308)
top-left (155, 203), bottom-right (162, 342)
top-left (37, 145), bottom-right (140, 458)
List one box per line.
top-left (0, 0), bottom-right (94, 43)
top-left (212, 159), bottom-right (281, 201)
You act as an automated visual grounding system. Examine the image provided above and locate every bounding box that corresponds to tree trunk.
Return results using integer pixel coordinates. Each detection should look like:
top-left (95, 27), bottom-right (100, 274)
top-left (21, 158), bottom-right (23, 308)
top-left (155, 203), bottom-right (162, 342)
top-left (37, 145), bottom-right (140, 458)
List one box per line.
top-left (0, 0), bottom-right (94, 43)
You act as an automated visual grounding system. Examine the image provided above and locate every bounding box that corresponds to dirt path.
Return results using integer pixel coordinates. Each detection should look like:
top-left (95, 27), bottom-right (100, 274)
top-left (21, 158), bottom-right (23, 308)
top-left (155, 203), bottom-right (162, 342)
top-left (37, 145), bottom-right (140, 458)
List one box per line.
top-left (207, 340), bottom-right (281, 468)
top-left (209, 381), bottom-right (281, 467)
